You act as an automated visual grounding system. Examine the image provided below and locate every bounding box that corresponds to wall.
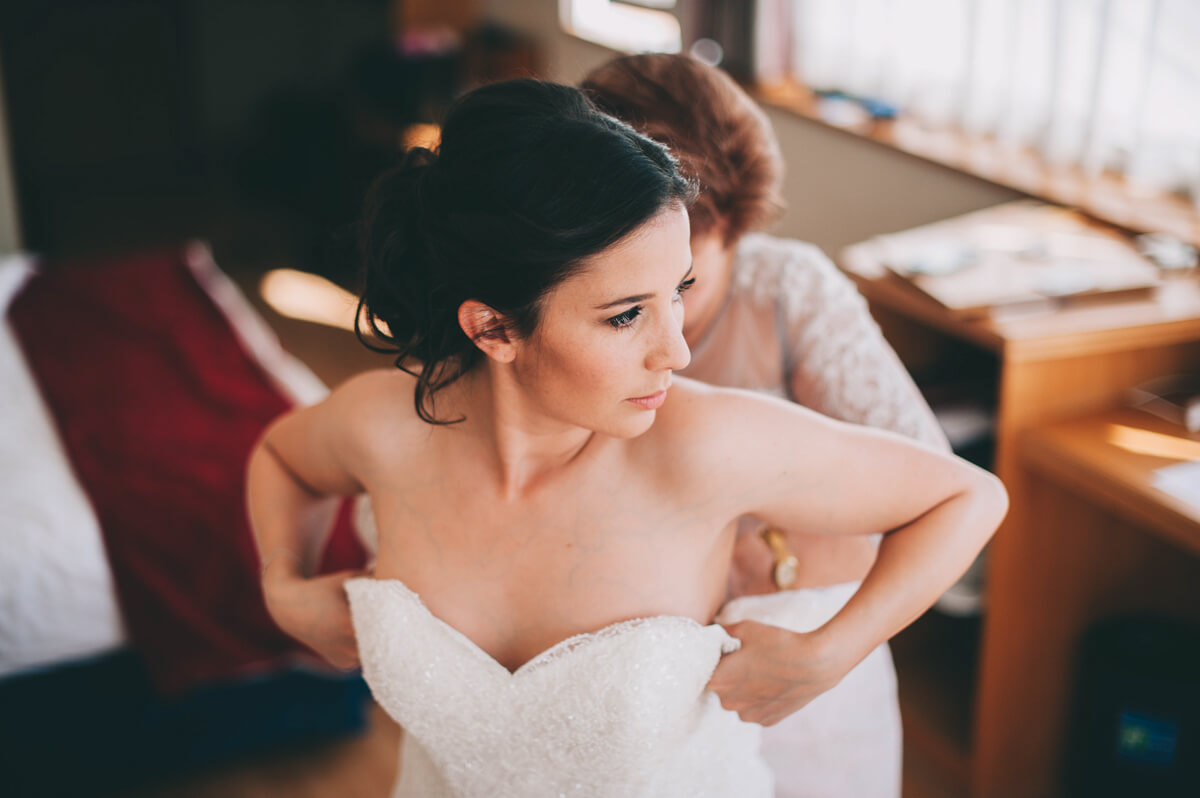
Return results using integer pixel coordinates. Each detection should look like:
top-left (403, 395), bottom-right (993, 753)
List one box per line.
top-left (194, 0), bottom-right (387, 143)
top-left (0, 0), bottom-right (1023, 259)
top-left (485, 0), bottom-right (1022, 257)
top-left (0, 0), bottom-right (394, 258)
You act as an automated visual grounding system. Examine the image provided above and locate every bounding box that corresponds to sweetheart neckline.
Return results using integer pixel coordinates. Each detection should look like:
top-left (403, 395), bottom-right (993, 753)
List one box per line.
top-left (346, 576), bottom-right (727, 677)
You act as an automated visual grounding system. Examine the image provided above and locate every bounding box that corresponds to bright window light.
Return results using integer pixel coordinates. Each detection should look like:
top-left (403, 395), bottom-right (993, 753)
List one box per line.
top-left (560, 0), bottom-right (681, 54)
top-left (259, 269), bottom-right (360, 332)
top-left (758, 0), bottom-right (1200, 200)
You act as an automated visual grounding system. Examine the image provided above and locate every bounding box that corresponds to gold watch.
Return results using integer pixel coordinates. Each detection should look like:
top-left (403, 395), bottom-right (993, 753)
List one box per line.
top-left (760, 528), bottom-right (798, 590)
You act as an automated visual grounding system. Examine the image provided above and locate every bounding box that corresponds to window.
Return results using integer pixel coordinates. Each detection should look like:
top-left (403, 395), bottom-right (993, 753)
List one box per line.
top-left (756, 0), bottom-right (1200, 210)
top-left (559, 0), bottom-right (682, 54)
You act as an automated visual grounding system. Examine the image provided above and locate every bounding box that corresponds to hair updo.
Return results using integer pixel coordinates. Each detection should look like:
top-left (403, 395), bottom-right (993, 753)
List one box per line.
top-left (357, 79), bottom-right (694, 424)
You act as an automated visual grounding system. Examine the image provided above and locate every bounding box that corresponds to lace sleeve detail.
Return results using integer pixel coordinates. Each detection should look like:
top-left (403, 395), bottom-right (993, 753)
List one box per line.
top-left (766, 239), bottom-right (949, 451)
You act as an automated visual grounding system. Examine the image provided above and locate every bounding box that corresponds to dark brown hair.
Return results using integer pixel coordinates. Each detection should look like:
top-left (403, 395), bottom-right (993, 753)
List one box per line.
top-left (356, 79), bottom-right (694, 424)
top-left (582, 53), bottom-right (784, 245)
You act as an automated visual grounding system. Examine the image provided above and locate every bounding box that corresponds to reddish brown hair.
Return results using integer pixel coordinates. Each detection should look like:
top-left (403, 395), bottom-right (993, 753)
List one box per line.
top-left (582, 54), bottom-right (784, 245)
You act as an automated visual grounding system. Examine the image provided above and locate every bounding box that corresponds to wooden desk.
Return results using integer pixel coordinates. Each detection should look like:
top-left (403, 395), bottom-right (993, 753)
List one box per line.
top-left (1010, 409), bottom-right (1200, 796)
top-left (1022, 408), bottom-right (1200, 556)
top-left (839, 212), bottom-right (1200, 798)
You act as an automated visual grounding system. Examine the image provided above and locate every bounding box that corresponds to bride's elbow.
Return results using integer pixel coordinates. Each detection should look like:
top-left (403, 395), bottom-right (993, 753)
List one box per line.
top-left (966, 467), bottom-right (1009, 538)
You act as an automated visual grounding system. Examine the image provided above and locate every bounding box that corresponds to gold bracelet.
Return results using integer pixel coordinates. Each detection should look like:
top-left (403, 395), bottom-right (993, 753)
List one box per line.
top-left (760, 528), bottom-right (799, 590)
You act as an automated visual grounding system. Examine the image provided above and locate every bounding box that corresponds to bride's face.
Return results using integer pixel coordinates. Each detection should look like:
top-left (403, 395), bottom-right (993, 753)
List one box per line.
top-left (512, 204), bottom-right (694, 438)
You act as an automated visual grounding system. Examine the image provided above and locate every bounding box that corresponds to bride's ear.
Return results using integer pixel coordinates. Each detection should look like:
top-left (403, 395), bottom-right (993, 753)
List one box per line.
top-left (458, 299), bottom-right (517, 363)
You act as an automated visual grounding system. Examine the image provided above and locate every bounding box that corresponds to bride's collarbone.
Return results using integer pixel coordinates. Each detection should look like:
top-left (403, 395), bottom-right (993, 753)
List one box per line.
top-left (369, 475), bottom-right (722, 598)
top-left (365, 418), bottom-right (730, 602)
top-left (378, 488), bottom-right (700, 558)
top-left (374, 443), bottom-right (688, 532)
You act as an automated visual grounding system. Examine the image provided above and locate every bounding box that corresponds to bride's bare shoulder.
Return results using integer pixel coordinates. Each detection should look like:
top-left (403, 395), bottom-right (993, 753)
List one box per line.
top-left (329, 367), bottom-right (416, 410)
top-left (323, 368), bottom-right (427, 442)
top-left (647, 376), bottom-right (828, 469)
top-left (655, 376), bottom-right (806, 431)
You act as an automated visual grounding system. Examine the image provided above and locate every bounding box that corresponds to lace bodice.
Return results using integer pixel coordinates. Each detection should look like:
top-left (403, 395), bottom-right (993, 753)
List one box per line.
top-left (681, 233), bottom-right (947, 449)
top-left (345, 578), bottom-right (773, 797)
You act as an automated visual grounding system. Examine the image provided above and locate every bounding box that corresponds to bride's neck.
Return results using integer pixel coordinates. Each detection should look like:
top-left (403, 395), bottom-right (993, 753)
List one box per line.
top-left (454, 366), bottom-right (597, 501)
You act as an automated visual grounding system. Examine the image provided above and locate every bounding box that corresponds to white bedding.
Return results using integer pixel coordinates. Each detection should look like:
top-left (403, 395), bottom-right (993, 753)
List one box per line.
top-left (0, 255), bottom-right (126, 676)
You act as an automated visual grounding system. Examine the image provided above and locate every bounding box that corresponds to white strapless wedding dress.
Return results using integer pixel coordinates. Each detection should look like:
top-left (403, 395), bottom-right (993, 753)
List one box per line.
top-left (345, 577), bottom-right (774, 797)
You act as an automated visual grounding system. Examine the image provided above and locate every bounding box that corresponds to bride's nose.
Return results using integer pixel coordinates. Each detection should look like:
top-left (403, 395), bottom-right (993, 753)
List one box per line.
top-left (645, 308), bottom-right (691, 372)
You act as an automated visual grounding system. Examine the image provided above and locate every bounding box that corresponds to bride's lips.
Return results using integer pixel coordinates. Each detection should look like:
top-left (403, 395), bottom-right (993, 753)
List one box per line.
top-left (626, 387), bottom-right (669, 410)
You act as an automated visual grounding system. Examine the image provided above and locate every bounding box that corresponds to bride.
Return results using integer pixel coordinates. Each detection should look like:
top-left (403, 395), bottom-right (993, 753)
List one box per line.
top-left (247, 79), bottom-right (1006, 797)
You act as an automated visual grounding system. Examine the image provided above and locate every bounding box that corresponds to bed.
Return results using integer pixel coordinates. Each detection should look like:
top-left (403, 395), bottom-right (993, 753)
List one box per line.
top-left (0, 244), bottom-right (372, 796)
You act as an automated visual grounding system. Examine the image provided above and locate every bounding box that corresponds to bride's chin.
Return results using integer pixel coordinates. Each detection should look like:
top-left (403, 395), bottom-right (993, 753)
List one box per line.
top-left (603, 410), bottom-right (659, 440)
top-left (550, 402), bottom-right (660, 440)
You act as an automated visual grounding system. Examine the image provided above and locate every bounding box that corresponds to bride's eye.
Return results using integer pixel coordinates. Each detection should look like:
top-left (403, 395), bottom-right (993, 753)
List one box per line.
top-left (607, 306), bottom-right (642, 329)
top-left (673, 277), bottom-right (696, 300)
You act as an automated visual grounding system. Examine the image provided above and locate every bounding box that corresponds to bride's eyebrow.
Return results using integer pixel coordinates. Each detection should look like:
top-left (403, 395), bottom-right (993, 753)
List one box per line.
top-left (593, 263), bottom-right (694, 310)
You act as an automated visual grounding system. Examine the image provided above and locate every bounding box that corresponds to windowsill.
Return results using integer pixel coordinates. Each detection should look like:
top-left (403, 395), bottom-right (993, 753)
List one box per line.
top-left (754, 79), bottom-right (1200, 249)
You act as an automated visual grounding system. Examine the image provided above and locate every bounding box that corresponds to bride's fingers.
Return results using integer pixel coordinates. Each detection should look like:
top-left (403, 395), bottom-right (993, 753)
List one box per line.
top-left (742, 695), bottom-right (814, 726)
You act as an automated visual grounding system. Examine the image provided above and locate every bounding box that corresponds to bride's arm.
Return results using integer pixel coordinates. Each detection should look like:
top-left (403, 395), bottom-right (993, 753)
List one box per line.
top-left (246, 372), bottom-right (384, 667)
top-left (681, 385), bottom-right (1007, 725)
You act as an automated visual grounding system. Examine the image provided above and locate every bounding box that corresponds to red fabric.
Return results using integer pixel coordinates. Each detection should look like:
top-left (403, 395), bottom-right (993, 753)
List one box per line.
top-left (9, 248), bottom-right (366, 695)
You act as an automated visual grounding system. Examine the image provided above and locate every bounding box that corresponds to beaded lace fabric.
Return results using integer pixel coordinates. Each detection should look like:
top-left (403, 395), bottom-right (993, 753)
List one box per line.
top-left (680, 233), bottom-right (946, 448)
top-left (346, 578), bottom-right (773, 798)
top-left (678, 233), bottom-right (929, 797)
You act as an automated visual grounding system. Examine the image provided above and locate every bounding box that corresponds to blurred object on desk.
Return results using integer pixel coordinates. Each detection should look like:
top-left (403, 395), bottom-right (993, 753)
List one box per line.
top-left (1153, 460), bottom-right (1200, 515)
top-left (865, 201), bottom-right (1165, 317)
top-left (1129, 373), bottom-right (1200, 433)
top-left (1137, 232), bottom-right (1199, 273)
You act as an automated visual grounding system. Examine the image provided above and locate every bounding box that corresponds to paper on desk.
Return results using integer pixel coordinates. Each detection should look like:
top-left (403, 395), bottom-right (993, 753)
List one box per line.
top-left (1152, 459), bottom-right (1200, 513)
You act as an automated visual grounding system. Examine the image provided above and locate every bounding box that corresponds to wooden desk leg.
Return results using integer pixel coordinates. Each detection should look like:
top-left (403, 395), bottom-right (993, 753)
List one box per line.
top-left (973, 471), bottom-right (1200, 798)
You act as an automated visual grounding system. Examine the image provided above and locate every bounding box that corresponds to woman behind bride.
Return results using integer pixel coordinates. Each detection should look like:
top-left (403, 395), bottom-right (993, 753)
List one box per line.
top-left (247, 79), bottom-right (1006, 797)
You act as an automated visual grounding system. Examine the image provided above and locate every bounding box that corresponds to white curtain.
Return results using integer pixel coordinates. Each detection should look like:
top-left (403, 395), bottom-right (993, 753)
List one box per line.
top-left (755, 0), bottom-right (1200, 201)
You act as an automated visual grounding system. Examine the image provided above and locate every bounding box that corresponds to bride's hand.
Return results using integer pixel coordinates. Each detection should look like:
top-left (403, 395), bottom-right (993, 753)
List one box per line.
top-left (706, 621), bottom-right (850, 727)
top-left (261, 564), bottom-right (368, 670)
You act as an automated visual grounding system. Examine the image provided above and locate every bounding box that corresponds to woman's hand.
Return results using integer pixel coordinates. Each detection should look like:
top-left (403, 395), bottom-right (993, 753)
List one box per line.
top-left (707, 621), bottom-right (852, 727)
top-left (261, 565), bottom-right (368, 670)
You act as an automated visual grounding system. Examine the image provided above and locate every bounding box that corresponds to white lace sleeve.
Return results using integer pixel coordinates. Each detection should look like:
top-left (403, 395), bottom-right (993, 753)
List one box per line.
top-left (772, 240), bottom-right (949, 451)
